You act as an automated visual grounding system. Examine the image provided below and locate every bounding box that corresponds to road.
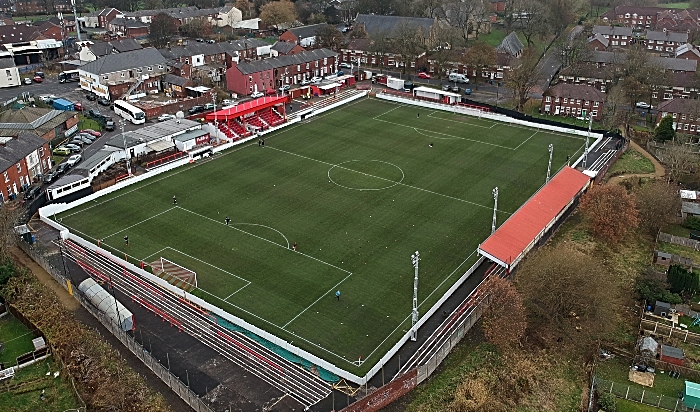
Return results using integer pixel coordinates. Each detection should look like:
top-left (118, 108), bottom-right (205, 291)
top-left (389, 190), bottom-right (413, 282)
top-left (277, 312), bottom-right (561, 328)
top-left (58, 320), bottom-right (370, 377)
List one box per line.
top-left (531, 25), bottom-right (584, 99)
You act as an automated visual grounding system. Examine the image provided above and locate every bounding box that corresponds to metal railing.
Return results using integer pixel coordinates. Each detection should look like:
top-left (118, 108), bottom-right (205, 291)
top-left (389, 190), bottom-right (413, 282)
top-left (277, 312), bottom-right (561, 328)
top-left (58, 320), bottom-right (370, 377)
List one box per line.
top-left (594, 375), bottom-right (686, 411)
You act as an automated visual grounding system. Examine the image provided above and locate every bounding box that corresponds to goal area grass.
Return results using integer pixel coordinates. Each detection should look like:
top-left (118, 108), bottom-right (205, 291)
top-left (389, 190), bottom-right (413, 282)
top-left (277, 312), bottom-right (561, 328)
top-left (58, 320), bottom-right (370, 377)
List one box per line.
top-left (54, 98), bottom-right (586, 376)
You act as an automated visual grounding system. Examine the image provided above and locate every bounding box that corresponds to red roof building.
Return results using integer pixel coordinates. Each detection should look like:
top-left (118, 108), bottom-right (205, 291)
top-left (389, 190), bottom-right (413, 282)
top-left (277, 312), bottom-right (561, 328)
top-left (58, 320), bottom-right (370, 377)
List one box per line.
top-left (478, 166), bottom-right (591, 269)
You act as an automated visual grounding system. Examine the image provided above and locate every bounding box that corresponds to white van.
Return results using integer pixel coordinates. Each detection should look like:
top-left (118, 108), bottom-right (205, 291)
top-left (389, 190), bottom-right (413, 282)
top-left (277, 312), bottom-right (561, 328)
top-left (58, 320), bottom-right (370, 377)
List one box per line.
top-left (449, 73), bottom-right (469, 83)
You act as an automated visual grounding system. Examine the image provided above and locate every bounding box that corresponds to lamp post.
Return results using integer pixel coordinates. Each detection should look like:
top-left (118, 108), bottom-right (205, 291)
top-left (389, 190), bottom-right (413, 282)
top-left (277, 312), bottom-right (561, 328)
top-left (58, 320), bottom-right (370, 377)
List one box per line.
top-left (583, 113), bottom-right (592, 168)
top-left (120, 120), bottom-right (132, 176)
top-left (71, 0), bottom-right (81, 42)
top-left (492, 187), bottom-right (498, 234)
top-left (546, 144), bottom-right (553, 183)
top-left (410, 251), bottom-right (420, 341)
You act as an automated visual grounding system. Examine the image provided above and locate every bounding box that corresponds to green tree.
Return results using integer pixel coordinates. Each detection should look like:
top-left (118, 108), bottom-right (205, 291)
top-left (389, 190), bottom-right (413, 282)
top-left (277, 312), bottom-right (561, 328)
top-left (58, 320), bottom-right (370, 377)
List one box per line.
top-left (259, 0), bottom-right (297, 30)
top-left (655, 114), bottom-right (676, 142)
top-left (667, 264), bottom-right (699, 295)
top-left (314, 25), bottom-right (344, 50)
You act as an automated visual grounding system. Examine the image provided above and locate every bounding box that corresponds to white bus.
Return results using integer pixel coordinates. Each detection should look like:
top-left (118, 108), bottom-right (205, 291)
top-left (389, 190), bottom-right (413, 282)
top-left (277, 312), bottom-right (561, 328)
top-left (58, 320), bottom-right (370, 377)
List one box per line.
top-left (113, 100), bottom-right (146, 124)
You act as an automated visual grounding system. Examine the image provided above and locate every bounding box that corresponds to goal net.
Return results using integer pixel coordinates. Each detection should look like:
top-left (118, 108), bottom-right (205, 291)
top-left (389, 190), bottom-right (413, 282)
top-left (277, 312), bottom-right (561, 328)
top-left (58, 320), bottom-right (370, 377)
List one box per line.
top-left (150, 257), bottom-right (197, 292)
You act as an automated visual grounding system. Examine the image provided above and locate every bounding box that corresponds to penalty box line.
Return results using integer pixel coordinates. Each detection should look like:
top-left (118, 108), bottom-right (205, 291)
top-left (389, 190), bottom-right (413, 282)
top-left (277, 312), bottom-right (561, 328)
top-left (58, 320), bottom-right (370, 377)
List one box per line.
top-left (267, 146), bottom-right (512, 215)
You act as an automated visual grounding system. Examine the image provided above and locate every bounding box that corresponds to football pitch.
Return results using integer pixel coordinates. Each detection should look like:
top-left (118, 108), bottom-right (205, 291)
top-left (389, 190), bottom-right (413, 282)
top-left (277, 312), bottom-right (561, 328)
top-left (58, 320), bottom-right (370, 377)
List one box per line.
top-left (54, 98), bottom-right (586, 376)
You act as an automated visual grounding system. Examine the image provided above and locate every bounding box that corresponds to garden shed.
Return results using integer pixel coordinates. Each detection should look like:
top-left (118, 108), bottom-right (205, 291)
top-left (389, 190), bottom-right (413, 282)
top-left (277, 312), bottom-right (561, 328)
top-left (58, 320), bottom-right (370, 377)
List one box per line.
top-left (654, 301), bottom-right (671, 317)
top-left (660, 344), bottom-right (685, 366)
top-left (685, 381), bottom-right (700, 409)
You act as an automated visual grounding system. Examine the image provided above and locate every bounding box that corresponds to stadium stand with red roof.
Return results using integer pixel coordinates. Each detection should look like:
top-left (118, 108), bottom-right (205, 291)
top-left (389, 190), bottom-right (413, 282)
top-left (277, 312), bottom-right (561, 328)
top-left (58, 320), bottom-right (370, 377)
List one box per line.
top-left (205, 96), bottom-right (288, 140)
top-left (478, 166), bottom-right (591, 270)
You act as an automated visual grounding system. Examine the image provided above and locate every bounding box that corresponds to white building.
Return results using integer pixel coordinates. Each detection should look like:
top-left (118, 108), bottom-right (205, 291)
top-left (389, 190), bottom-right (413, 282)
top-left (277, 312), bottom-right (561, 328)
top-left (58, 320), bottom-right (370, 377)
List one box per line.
top-left (0, 52), bottom-right (20, 88)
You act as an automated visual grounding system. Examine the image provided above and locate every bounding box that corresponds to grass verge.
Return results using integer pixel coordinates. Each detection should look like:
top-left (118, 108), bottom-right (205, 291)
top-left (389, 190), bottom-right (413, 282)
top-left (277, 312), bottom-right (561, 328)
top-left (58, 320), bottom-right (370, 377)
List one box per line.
top-left (608, 148), bottom-right (656, 176)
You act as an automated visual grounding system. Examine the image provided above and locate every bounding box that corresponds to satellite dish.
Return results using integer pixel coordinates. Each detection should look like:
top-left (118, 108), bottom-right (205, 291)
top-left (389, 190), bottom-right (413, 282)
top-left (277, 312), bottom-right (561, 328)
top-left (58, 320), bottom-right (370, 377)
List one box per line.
top-left (175, 111), bottom-right (184, 118)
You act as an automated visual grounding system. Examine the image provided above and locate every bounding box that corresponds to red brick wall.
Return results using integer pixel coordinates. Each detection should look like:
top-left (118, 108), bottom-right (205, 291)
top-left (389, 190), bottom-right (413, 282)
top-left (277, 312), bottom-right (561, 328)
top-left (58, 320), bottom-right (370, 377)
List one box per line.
top-left (0, 140), bottom-right (49, 200)
top-left (340, 370), bottom-right (418, 412)
top-left (279, 31), bottom-right (298, 44)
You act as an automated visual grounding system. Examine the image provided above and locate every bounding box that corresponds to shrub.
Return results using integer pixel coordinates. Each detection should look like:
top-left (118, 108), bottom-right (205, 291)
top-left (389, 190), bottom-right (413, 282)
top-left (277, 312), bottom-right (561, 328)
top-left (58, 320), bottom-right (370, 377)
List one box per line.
top-left (684, 216), bottom-right (700, 231)
top-left (668, 264), bottom-right (700, 295)
top-left (598, 391), bottom-right (617, 412)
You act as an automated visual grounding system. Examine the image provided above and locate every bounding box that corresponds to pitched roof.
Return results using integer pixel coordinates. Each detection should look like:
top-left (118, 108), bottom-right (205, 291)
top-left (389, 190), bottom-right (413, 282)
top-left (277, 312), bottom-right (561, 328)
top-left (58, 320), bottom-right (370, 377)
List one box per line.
top-left (123, 6), bottom-right (225, 19)
top-left (110, 18), bottom-right (148, 28)
top-left (286, 23), bottom-right (331, 40)
top-left (235, 48), bottom-right (337, 75)
top-left (343, 38), bottom-right (372, 51)
top-left (0, 132), bottom-right (46, 172)
top-left (0, 107), bottom-right (75, 138)
top-left (544, 83), bottom-right (606, 101)
top-left (661, 344), bottom-right (684, 359)
top-left (0, 24), bottom-right (41, 42)
top-left (88, 38), bottom-right (142, 57)
top-left (272, 41), bottom-right (298, 54)
top-left (591, 50), bottom-right (697, 72)
top-left (163, 73), bottom-right (190, 86)
top-left (588, 33), bottom-right (609, 48)
top-left (646, 30), bottom-right (688, 43)
top-left (356, 14), bottom-right (434, 38)
top-left (657, 98), bottom-right (700, 114)
top-left (676, 43), bottom-right (700, 59)
top-left (158, 38), bottom-right (268, 60)
top-left (496, 31), bottom-right (524, 57)
top-left (592, 25), bottom-right (633, 37)
top-left (79, 48), bottom-right (166, 75)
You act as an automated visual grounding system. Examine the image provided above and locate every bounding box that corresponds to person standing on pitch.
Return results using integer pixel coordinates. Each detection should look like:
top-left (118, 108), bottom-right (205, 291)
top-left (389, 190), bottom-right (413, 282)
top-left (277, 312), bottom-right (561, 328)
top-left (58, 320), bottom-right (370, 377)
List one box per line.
top-left (225, 216), bottom-right (230, 226)
top-left (124, 236), bottom-right (129, 246)
top-left (173, 195), bottom-right (177, 205)
top-left (293, 242), bottom-right (297, 251)
top-left (335, 290), bottom-right (340, 301)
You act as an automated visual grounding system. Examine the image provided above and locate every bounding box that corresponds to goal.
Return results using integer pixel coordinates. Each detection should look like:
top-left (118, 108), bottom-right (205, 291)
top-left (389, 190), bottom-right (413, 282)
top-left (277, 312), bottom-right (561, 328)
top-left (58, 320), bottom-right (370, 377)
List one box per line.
top-left (150, 257), bottom-right (197, 292)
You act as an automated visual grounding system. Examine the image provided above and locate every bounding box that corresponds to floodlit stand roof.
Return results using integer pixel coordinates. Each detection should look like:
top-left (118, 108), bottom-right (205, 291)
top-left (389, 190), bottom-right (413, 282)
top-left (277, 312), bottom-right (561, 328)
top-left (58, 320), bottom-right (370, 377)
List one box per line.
top-left (478, 166), bottom-right (591, 269)
top-left (205, 95), bottom-right (287, 121)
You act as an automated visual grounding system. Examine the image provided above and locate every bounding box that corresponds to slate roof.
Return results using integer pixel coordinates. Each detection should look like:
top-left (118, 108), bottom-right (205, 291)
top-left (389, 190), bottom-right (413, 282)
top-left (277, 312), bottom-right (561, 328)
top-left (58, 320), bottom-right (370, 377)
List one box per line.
top-left (592, 25), bottom-right (633, 37)
top-left (88, 38), bottom-right (142, 57)
top-left (163, 73), bottom-right (190, 86)
top-left (235, 48), bottom-right (337, 75)
top-left (272, 41), bottom-right (297, 54)
top-left (79, 48), bottom-right (166, 75)
top-left (646, 30), bottom-right (688, 43)
top-left (658, 98), bottom-right (700, 114)
top-left (0, 107), bottom-right (75, 137)
top-left (544, 83), bottom-right (606, 102)
top-left (110, 18), bottom-right (148, 28)
top-left (356, 14), bottom-right (434, 38)
top-left (123, 6), bottom-right (224, 19)
top-left (588, 33), bottom-right (609, 48)
top-left (496, 31), bottom-right (524, 57)
top-left (0, 132), bottom-right (46, 173)
top-left (0, 24), bottom-right (42, 42)
top-left (591, 50), bottom-right (698, 72)
top-left (286, 23), bottom-right (331, 40)
top-left (661, 344), bottom-right (684, 359)
top-left (158, 38), bottom-right (268, 60)
top-left (676, 43), bottom-right (700, 59)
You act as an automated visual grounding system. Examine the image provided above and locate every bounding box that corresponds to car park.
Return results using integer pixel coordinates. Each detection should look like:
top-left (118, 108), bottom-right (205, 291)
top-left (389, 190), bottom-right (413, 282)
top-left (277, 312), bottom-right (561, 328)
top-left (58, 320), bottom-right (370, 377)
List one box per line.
top-left (158, 113), bottom-right (175, 121)
top-left (52, 147), bottom-right (70, 156)
top-left (86, 93), bottom-right (97, 101)
top-left (56, 163), bottom-right (70, 174)
top-left (78, 135), bottom-right (94, 144)
top-left (23, 185), bottom-right (41, 200)
top-left (250, 91), bottom-right (264, 98)
top-left (188, 105), bottom-right (204, 115)
top-left (68, 138), bottom-right (84, 146)
top-left (43, 171), bottom-right (58, 184)
top-left (417, 72), bottom-right (431, 79)
top-left (80, 129), bottom-right (101, 137)
top-left (23, 78), bottom-right (32, 85)
top-left (66, 154), bottom-right (82, 167)
top-left (64, 144), bottom-right (81, 153)
top-left (279, 85), bottom-right (290, 92)
top-left (203, 103), bottom-right (215, 110)
top-left (105, 120), bottom-right (115, 131)
top-left (98, 97), bottom-right (110, 106)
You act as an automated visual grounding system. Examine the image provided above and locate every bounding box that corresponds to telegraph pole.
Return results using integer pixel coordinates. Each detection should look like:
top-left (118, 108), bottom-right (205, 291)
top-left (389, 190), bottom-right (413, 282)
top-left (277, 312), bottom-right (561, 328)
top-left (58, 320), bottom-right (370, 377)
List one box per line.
top-left (410, 251), bottom-right (420, 341)
top-left (492, 187), bottom-right (499, 234)
top-left (584, 114), bottom-right (593, 168)
top-left (546, 144), bottom-right (553, 183)
top-left (71, 0), bottom-right (81, 42)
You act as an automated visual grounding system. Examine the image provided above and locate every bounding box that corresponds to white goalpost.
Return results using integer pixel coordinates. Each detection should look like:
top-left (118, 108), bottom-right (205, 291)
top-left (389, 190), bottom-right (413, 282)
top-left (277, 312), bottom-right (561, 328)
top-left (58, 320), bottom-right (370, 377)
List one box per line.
top-left (158, 257), bottom-right (198, 288)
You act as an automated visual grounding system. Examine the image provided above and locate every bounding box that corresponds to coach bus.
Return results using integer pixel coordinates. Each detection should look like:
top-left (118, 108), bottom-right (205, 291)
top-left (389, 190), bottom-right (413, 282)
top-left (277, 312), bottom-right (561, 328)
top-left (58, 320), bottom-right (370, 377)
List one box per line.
top-left (58, 70), bottom-right (80, 83)
top-left (113, 100), bottom-right (146, 125)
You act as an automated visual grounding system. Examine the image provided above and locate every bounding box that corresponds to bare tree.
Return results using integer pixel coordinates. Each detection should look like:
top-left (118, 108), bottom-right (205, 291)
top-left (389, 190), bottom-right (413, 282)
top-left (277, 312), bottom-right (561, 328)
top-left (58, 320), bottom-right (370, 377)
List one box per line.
top-left (315, 25), bottom-right (345, 50)
top-left (504, 47), bottom-right (542, 112)
top-left (635, 180), bottom-right (680, 237)
top-left (462, 42), bottom-right (497, 89)
top-left (393, 20), bottom-right (426, 74)
top-left (481, 277), bottom-right (527, 351)
top-left (515, 0), bottom-right (548, 47)
top-left (0, 205), bottom-right (24, 258)
top-left (601, 84), bottom-right (629, 131)
top-left (149, 14), bottom-right (177, 49)
top-left (368, 31), bottom-right (391, 71)
top-left (429, 25), bottom-right (459, 79)
top-left (662, 144), bottom-right (698, 183)
top-left (444, 0), bottom-right (479, 45)
top-left (543, 0), bottom-right (578, 37)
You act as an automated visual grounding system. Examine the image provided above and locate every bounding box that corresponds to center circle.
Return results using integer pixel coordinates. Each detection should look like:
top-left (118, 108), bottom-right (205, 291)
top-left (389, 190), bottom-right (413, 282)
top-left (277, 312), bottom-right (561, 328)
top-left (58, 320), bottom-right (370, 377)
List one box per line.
top-left (328, 160), bottom-right (405, 191)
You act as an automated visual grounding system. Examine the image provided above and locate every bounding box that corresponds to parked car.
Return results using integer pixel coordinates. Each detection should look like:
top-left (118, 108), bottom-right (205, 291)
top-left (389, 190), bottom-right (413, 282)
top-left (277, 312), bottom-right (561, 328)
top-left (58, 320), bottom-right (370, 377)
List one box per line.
top-left (206, 39), bottom-right (215, 44)
top-left (34, 71), bottom-right (45, 78)
top-left (203, 103), bottom-right (215, 110)
top-left (33, 75), bottom-right (43, 83)
top-left (63, 144), bottom-right (81, 153)
top-left (105, 120), bottom-right (115, 131)
top-left (23, 185), bottom-right (41, 200)
top-left (80, 132), bottom-right (96, 141)
top-left (464, 88), bottom-right (472, 95)
top-left (636, 102), bottom-right (652, 109)
top-left (442, 84), bottom-right (451, 91)
top-left (52, 147), bottom-right (71, 156)
top-left (188, 105), bottom-right (204, 115)
top-left (97, 97), bottom-right (110, 106)
top-left (78, 136), bottom-right (93, 144)
top-left (221, 99), bottom-right (235, 106)
top-left (279, 85), bottom-right (290, 92)
top-left (73, 102), bottom-right (84, 111)
top-left (56, 163), bottom-right (70, 175)
top-left (310, 76), bottom-right (323, 84)
top-left (451, 85), bottom-right (460, 93)
top-left (80, 129), bottom-right (101, 137)
top-left (87, 109), bottom-right (103, 119)
top-left (250, 91), bottom-right (264, 99)
top-left (339, 62), bottom-right (352, 69)
top-left (38, 94), bottom-right (57, 103)
top-left (417, 72), bottom-right (431, 79)
top-left (43, 171), bottom-right (57, 184)
top-left (66, 154), bottom-right (82, 167)
top-left (23, 78), bottom-right (32, 85)
top-left (85, 93), bottom-right (97, 101)
top-left (158, 113), bottom-right (175, 121)
top-left (68, 139), bottom-right (84, 146)
top-left (300, 79), bottom-right (311, 86)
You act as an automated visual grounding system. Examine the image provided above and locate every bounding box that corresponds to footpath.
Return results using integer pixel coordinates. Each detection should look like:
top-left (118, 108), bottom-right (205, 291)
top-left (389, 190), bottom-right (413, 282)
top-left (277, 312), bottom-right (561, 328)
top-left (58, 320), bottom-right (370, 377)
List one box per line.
top-left (606, 140), bottom-right (665, 186)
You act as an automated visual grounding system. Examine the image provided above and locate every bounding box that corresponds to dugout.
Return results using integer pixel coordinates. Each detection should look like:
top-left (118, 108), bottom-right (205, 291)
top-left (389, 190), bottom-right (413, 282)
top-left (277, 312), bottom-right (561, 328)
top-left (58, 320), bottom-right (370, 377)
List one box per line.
top-left (77, 278), bottom-right (134, 331)
top-left (413, 86), bottom-right (461, 104)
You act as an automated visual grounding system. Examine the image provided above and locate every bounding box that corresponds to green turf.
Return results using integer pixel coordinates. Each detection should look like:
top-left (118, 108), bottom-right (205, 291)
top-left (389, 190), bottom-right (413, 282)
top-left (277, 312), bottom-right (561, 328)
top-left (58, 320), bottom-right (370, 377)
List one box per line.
top-left (0, 314), bottom-right (36, 366)
top-left (55, 98), bottom-right (586, 375)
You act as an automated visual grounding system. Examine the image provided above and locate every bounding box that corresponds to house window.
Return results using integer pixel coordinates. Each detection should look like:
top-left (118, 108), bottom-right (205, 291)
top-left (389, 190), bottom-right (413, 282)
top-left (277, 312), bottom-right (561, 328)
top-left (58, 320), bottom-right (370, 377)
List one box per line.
top-left (673, 113), bottom-right (677, 118)
top-left (4, 70), bottom-right (8, 77)
top-left (692, 125), bottom-right (697, 131)
top-left (148, 66), bottom-right (152, 71)
top-left (306, 63), bottom-right (310, 69)
top-left (3, 172), bottom-right (7, 183)
top-left (584, 100), bottom-right (589, 106)
top-left (249, 76), bottom-right (252, 82)
top-left (297, 65), bottom-right (300, 71)
top-left (555, 97), bottom-right (560, 102)
top-left (621, 42), bottom-right (627, 46)
top-left (185, 59), bottom-right (189, 64)
top-left (683, 114), bottom-right (687, 120)
top-left (594, 101), bottom-right (599, 107)
top-left (410, 62), bottom-right (415, 68)
top-left (15, 163), bottom-right (20, 173)
top-left (591, 110), bottom-right (597, 117)
top-left (563, 98), bottom-right (568, 103)
top-left (39, 146), bottom-right (43, 156)
top-left (323, 58), bottom-right (327, 65)
top-left (685, 124), bottom-right (690, 130)
top-left (158, 65), bottom-right (163, 69)
top-left (120, 72), bottom-right (125, 77)
top-left (576, 99), bottom-right (580, 104)
top-left (666, 47), bottom-right (673, 52)
top-left (545, 96), bottom-right (551, 102)
top-left (612, 41), bottom-right (618, 46)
